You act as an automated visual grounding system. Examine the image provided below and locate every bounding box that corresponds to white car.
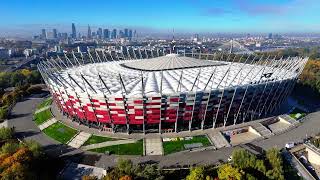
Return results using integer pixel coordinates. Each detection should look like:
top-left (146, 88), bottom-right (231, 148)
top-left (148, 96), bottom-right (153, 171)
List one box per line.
top-left (228, 156), bottom-right (233, 162)
top-left (285, 142), bottom-right (295, 149)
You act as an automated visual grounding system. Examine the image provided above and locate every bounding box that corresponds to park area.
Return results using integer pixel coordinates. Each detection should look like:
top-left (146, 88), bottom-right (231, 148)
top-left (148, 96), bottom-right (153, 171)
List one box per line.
top-left (162, 135), bottom-right (211, 155)
top-left (33, 109), bottom-right (52, 125)
top-left (42, 122), bottom-right (78, 144)
top-left (83, 135), bottom-right (121, 146)
top-left (37, 97), bottom-right (52, 109)
top-left (89, 139), bottom-right (144, 155)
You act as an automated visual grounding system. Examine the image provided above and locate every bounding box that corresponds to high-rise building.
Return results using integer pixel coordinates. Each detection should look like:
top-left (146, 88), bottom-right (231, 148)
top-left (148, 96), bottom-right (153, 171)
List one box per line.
top-left (111, 29), bottom-right (117, 39)
top-left (97, 28), bottom-right (103, 39)
top-left (268, 33), bottom-right (273, 39)
top-left (53, 29), bottom-right (58, 39)
top-left (133, 30), bottom-right (137, 38)
top-left (124, 28), bottom-right (129, 38)
top-left (41, 29), bottom-right (47, 39)
top-left (119, 30), bottom-right (124, 38)
top-left (72, 23), bottom-right (77, 39)
top-left (87, 25), bottom-right (92, 39)
top-left (128, 29), bottom-right (133, 40)
top-left (103, 29), bottom-right (110, 39)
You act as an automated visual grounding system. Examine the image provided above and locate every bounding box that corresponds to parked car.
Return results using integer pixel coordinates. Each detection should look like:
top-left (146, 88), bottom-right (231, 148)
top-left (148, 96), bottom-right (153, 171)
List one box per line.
top-left (285, 142), bottom-right (295, 149)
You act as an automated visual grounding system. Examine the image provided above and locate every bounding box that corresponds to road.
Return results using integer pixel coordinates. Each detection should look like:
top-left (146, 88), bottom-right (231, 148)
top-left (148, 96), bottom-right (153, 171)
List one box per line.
top-left (5, 97), bottom-right (320, 169)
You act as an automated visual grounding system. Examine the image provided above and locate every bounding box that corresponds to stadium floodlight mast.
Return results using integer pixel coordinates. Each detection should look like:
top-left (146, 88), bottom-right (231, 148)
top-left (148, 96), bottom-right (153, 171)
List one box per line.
top-left (39, 49), bottom-right (308, 134)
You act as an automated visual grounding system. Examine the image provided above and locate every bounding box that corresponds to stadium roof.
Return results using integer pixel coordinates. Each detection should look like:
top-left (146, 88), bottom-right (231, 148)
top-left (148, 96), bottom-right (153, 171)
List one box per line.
top-left (121, 54), bottom-right (226, 71)
top-left (55, 56), bottom-right (303, 97)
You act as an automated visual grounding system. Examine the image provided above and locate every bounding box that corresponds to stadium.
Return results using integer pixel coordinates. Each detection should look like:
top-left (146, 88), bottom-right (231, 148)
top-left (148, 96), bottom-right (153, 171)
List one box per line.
top-left (38, 49), bottom-right (308, 134)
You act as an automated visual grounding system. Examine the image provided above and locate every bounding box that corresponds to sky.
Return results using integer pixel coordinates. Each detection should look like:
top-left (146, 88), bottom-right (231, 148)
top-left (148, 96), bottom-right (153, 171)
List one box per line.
top-left (0, 0), bottom-right (320, 37)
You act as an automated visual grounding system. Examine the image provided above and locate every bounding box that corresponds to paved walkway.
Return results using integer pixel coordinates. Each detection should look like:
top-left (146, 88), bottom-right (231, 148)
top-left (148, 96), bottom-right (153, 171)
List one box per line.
top-left (81, 139), bottom-right (137, 151)
top-left (34, 105), bottom-right (51, 114)
top-left (68, 132), bottom-right (91, 148)
top-left (251, 123), bottom-right (273, 138)
top-left (145, 137), bottom-right (163, 156)
top-left (208, 131), bottom-right (231, 149)
top-left (38, 118), bottom-right (58, 130)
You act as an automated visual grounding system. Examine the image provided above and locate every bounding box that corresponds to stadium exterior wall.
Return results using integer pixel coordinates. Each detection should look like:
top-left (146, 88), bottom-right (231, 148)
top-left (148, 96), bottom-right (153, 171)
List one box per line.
top-left (38, 50), bottom-right (307, 134)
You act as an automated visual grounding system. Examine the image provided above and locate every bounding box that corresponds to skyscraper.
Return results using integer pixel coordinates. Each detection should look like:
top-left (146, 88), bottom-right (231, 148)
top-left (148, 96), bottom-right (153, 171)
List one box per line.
top-left (103, 29), bottom-right (110, 39)
top-left (97, 28), bottom-right (103, 39)
top-left (128, 29), bottom-right (133, 40)
top-left (71, 23), bottom-right (77, 39)
top-left (53, 29), bottom-right (58, 39)
top-left (111, 29), bottom-right (117, 39)
top-left (87, 25), bottom-right (92, 39)
top-left (119, 30), bottom-right (124, 38)
top-left (41, 29), bottom-right (47, 39)
top-left (124, 28), bottom-right (129, 38)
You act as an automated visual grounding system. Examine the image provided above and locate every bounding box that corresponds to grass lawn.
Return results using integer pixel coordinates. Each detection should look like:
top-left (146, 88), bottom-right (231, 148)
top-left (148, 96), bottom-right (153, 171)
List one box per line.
top-left (163, 135), bottom-right (211, 155)
top-left (42, 122), bottom-right (78, 144)
top-left (89, 139), bottom-right (143, 155)
top-left (83, 135), bottom-right (121, 146)
top-left (37, 98), bottom-right (53, 109)
top-left (34, 109), bottom-right (52, 125)
top-left (289, 108), bottom-right (306, 120)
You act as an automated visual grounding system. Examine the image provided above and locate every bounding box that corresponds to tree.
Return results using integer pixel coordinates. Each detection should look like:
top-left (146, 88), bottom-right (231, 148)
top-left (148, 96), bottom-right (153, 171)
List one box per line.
top-left (232, 149), bottom-right (257, 169)
top-left (116, 158), bottom-right (133, 176)
top-left (119, 175), bottom-right (132, 180)
top-left (265, 148), bottom-right (284, 180)
top-left (0, 106), bottom-right (9, 120)
top-left (186, 166), bottom-right (205, 180)
top-left (136, 164), bottom-right (162, 180)
top-left (23, 140), bottom-right (43, 158)
top-left (0, 127), bottom-right (14, 141)
top-left (82, 175), bottom-right (98, 180)
top-left (217, 164), bottom-right (244, 180)
top-left (1, 142), bottom-right (19, 155)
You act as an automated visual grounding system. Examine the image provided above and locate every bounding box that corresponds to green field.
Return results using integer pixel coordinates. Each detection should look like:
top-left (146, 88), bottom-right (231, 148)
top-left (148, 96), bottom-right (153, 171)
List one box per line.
top-left (37, 98), bottom-right (53, 109)
top-left (42, 122), bottom-right (78, 144)
top-left (83, 135), bottom-right (121, 146)
top-left (34, 109), bottom-right (52, 125)
top-left (163, 135), bottom-right (211, 155)
top-left (89, 139), bottom-right (143, 155)
top-left (289, 108), bottom-right (306, 120)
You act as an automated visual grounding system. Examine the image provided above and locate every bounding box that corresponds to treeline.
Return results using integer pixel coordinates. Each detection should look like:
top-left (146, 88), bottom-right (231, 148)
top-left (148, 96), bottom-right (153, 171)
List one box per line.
top-left (0, 127), bottom-right (62, 179)
top-left (0, 69), bottom-right (41, 89)
top-left (82, 148), bottom-right (291, 180)
top-left (0, 69), bottom-right (43, 120)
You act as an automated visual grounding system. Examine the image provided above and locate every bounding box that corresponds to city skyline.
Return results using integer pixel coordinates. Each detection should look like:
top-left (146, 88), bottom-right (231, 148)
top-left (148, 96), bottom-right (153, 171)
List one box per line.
top-left (0, 0), bottom-right (320, 38)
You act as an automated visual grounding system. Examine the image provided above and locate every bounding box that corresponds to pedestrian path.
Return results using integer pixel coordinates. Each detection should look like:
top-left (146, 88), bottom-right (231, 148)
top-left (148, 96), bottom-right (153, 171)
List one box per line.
top-left (39, 118), bottom-right (58, 130)
top-left (208, 131), bottom-right (231, 149)
top-left (145, 137), bottom-right (163, 156)
top-left (34, 105), bottom-right (51, 114)
top-left (81, 139), bottom-right (137, 151)
top-left (251, 123), bottom-right (273, 138)
top-left (68, 132), bottom-right (92, 148)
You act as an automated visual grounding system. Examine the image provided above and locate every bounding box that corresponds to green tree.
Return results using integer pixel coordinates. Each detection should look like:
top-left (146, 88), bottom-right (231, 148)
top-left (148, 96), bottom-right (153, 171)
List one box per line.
top-left (186, 166), bottom-right (205, 180)
top-left (232, 149), bottom-right (257, 169)
top-left (23, 140), bottom-right (43, 158)
top-left (1, 142), bottom-right (19, 154)
top-left (0, 106), bottom-right (9, 120)
top-left (116, 158), bottom-right (133, 176)
top-left (218, 164), bottom-right (244, 180)
top-left (266, 148), bottom-right (284, 180)
top-left (0, 127), bottom-right (14, 141)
